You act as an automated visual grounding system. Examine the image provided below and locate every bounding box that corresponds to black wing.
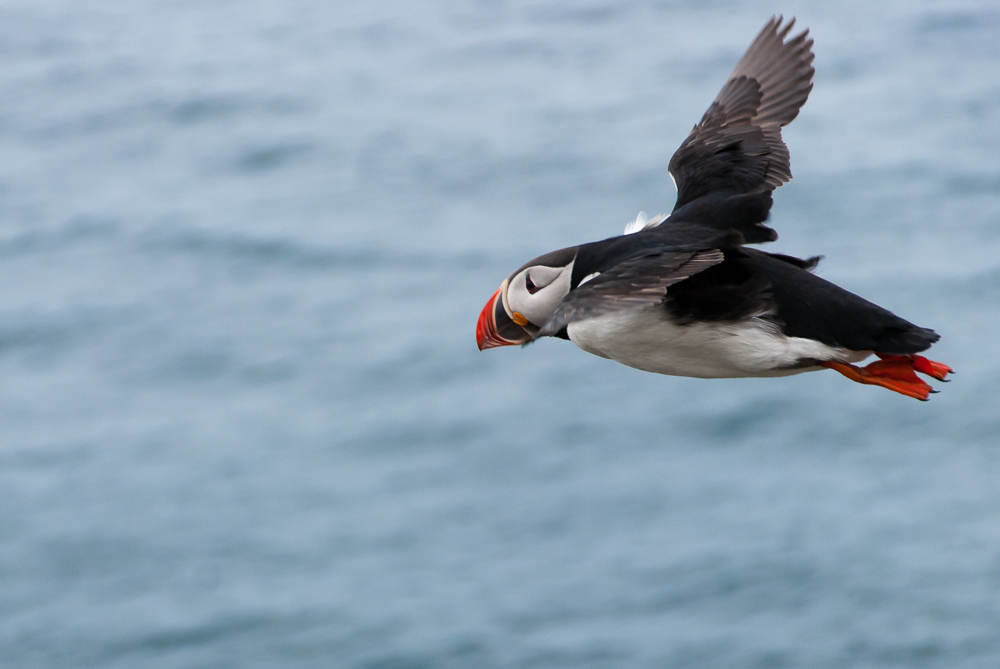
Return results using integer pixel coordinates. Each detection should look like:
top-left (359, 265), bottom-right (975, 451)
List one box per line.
top-left (667, 16), bottom-right (815, 213)
top-left (537, 249), bottom-right (724, 337)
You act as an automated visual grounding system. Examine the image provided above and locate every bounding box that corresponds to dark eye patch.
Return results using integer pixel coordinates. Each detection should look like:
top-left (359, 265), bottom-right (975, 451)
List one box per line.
top-left (525, 274), bottom-right (540, 294)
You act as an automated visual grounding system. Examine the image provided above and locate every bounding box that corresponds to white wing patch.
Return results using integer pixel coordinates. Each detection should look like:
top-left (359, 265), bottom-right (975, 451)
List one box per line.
top-left (623, 211), bottom-right (669, 235)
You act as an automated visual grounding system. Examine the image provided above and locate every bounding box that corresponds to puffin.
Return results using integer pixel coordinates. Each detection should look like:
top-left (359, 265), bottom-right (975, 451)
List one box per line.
top-left (475, 16), bottom-right (952, 401)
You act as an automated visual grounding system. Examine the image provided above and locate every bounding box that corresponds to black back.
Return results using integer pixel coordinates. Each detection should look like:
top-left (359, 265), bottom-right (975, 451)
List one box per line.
top-left (665, 249), bottom-right (939, 355)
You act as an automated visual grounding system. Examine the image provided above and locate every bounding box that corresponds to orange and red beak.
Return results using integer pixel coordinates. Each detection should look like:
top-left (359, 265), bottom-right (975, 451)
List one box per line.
top-left (476, 286), bottom-right (533, 350)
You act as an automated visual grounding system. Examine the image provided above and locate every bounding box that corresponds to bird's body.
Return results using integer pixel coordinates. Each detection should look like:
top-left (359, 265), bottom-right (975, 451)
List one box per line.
top-left (476, 17), bottom-right (952, 400)
top-left (567, 309), bottom-right (857, 379)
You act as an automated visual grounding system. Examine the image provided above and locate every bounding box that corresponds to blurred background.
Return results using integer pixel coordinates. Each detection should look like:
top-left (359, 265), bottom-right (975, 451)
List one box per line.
top-left (1, 0), bottom-right (998, 667)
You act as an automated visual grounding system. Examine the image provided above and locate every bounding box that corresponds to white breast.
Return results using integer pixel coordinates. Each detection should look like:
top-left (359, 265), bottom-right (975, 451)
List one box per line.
top-left (566, 307), bottom-right (869, 379)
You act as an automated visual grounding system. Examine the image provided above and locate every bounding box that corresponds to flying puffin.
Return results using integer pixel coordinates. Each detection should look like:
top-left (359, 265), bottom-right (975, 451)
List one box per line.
top-left (476, 16), bottom-right (951, 400)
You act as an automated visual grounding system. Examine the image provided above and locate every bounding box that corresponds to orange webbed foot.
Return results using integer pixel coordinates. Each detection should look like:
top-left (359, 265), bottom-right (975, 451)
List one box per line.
top-left (819, 355), bottom-right (950, 401)
top-left (876, 353), bottom-right (953, 382)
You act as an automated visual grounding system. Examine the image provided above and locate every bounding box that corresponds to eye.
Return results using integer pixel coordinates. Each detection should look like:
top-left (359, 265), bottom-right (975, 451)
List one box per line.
top-left (518, 265), bottom-right (562, 295)
top-left (525, 273), bottom-right (541, 294)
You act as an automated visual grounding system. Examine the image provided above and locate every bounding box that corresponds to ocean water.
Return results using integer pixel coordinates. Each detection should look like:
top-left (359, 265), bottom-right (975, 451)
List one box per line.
top-left (1, 1), bottom-right (999, 667)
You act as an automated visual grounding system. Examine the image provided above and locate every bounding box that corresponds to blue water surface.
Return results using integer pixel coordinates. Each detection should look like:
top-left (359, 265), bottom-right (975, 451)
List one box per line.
top-left (1, 1), bottom-right (999, 667)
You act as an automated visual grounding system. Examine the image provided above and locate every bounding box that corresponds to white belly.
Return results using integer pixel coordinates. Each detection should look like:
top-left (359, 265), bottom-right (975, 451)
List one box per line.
top-left (566, 307), bottom-right (869, 379)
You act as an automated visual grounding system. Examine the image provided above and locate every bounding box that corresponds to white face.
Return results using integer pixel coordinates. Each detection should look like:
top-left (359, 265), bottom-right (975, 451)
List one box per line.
top-left (504, 259), bottom-right (575, 328)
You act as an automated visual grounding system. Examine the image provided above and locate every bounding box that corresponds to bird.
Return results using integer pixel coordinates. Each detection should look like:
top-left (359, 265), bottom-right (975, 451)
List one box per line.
top-left (475, 16), bottom-right (951, 401)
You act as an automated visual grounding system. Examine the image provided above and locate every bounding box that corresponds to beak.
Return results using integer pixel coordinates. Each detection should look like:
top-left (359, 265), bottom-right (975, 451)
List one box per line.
top-left (476, 286), bottom-right (532, 350)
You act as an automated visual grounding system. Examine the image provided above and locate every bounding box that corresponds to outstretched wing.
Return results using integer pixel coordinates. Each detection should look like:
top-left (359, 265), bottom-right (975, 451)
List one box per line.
top-left (668, 16), bottom-right (815, 212)
top-left (537, 249), bottom-right (724, 337)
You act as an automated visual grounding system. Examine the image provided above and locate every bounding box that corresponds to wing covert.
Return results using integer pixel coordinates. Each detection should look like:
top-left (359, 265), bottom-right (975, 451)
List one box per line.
top-left (537, 249), bottom-right (725, 337)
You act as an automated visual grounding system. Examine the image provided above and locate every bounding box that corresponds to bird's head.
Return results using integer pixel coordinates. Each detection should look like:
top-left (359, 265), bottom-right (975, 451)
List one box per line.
top-left (476, 246), bottom-right (577, 350)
